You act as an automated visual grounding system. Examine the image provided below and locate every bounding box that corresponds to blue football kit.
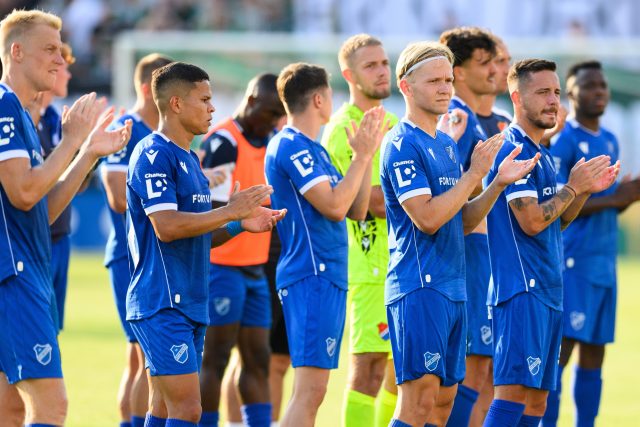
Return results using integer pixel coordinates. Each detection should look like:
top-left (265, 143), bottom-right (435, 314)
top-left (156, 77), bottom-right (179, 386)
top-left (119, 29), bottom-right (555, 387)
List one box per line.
top-left (126, 131), bottom-right (211, 375)
top-left (0, 83), bottom-right (62, 383)
top-left (486, 124), bottom-right (563, 390)
top-left (551, 119), bottom-right (619, 344)
top-left (265, 126), bottom-right (347, 369)
top-left (477, 106), bottom-right (512, 139)
top-left (101, 112), bottom-right (152, 342)
top-left (449, 96), bottom-right (494, 357)
top-left (380, 119), bottom-right (466, 386)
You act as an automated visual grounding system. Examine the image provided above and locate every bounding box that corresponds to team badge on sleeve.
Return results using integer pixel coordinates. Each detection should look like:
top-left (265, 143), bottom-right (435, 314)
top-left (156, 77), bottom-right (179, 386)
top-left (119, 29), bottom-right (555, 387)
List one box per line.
top-left (291, 150), bottom-right (314, 177)
top-left (0, 117), bottom-right (15, 146)
top-left (394, 160), bottom-right (416, 188)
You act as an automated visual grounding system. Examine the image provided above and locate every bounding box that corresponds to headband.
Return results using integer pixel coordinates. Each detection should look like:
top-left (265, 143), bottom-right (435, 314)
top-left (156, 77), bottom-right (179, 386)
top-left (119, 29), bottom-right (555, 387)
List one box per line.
top-left (400, 55), bottom-right (449, 80)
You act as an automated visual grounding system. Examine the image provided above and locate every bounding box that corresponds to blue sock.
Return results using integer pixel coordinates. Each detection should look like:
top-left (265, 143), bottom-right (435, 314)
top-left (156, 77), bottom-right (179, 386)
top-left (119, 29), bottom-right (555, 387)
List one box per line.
top-left (241, 403), bottom-right (272, 427)
top-left (26, 425), bottom-right (57, 427)
top-left (573, 367), bottom-right (602, 427)
top-left (425, 424), bottom-right (438, 427)
top-left (541, 364), bottom-right (564, 427)
top-left (446, 384), bottom-right (480, 427)
top-left (132, 416), bottom-right (147, 427)
top-left (517, 414), bottom-right (541, 426)
top-left (198, 411), bottom-right (219, 427)
top-left (145, 414), bottom-right (167, 427)
top-left (120, 423), bottom-right (133, 427)
top-left (483, 399), bottom-right (525, 426)
top-left (165, 420), bottom-right (197, 427)
top-left (389, 419), bottom-right (412, 427)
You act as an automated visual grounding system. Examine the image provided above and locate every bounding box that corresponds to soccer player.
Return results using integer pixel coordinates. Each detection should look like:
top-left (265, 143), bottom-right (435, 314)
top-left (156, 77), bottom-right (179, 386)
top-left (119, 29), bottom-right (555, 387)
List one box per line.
top-left (198, 73), bottom-right (285, 427)
top-left (477, 36), bottom-right (512, 137)
top-left (381, 40), bottom-right (540, 427)
top-left (125, 61), bottom-right (284, 427)
top-left (542, 60), bottom-right (640, 427)
top-left (101, 53), bottom-right (173, 427)
top-left (320, 33), bottom-right (399, 427)
top-left (483, 59), bottom-right (618, 427)
top-left (265, 62), bottom-right (386, 427)
top-left (0, 9), bottom-right (132, 426)
top-left (438, 27), bottom-right (498, 427)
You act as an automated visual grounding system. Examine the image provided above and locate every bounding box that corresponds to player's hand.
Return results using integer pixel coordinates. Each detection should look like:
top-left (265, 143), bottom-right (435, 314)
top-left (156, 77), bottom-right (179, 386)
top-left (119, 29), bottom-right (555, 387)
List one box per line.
top-left (541, 104), bottom-right (567, 147)
top-left (241, 207), bottom-right (287, 233)
top-left (495, 144), bottom-right (541, 187)
top-left (588, 160), bottom-right (620, 194)
top-left (226, 182), bottom-right (273, 220)
top-left (613, 173), bottom-right (640, 208)
top-left (61, 93), bottom-right (108, 150)
top-left (83, 108), bottom-right (132, 158)
top-left (437, 108), bottom-right (468, 143)
top-left (467, 133), bottom-right (505, 181)
top-left (346, 105), bottom-right (388, 161)
top-left (566, 155), bottom-right (611, 195)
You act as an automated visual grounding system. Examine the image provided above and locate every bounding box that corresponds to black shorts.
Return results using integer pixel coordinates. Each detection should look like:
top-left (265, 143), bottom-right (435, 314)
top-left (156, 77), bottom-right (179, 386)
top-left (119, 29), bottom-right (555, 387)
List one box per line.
top-left (267, 232), bottom-right (289, 355)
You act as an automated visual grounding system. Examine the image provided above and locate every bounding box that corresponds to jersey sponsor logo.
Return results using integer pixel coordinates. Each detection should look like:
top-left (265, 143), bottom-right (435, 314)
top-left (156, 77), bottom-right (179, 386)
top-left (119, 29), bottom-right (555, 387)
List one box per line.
top-left (542, 186), bottom-right (555, 196)
top-left (326, 337), bottom-right (337, 357)
top-left (570, 311), bottom-right (586, 331)
top-left (445, 145), bottom-right (456, 163)
top-left (424, 351), bottom-right (441, 372)
top-left (146, 177), bottom-right (168, 199)
top-left (0, 117), bottom-right (15, 146)
top-left (378, 322), bottom-right (390, 341)
top-left (170, 343), bottom-right (189, 364)
top-left (393, 161), bottom-right (416, 188)
top-left (439, 176), bottom-right (458, 186)
top-left (192, 193), bottom-right (211, 204)
top-left (214, 297), bottom-right (231, 316)
top-left (33, 343), bottom-right (53, 365)
top-left (578, 141), bottom-right (589, 154)
top-left (179, 161), bottom-right (188, 174)
top-left (145, 149), bottom-right (158, 165)
top-left (31, 149), bottom-right (44, 164)
top-left (480, 325), bottom-right (492, 345)
top-left (527, 356), bottom-right (541, 375)
top-left (290, 150), bottom-right (314, 177)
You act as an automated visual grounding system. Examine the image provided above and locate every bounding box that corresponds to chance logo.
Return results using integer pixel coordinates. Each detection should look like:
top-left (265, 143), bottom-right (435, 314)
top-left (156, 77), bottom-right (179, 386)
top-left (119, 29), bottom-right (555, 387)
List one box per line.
top-left (326, 337), bottom-right (337, 357)
top-left (214, 297), bottom-right (231, 316)
top-left (33, 344), bottom-right (52, 365)
top-left (527, 356), bottom-right (541, 375)
top-left (480, 325), bottom-right (492, 345)
top-left (171, 343), bottom-right (189, 364)
top-left (394, 164), bottom-right (416, 188)
top-left (570, 311), bottom-right (586, 331)
top-left (146, 178), bottom-right (168, 199)
top-left (0, 119), bottom-right (15, 146)
top-left (292, 153), bottom-right (314, 177)
top-left (424, 352), bottom-right (441, 372)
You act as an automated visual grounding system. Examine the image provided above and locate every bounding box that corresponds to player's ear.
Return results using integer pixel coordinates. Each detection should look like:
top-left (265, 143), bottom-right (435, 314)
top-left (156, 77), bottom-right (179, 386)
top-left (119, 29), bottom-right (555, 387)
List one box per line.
top-left (453, 65), bottom-right (464, 83)
top-left (168, 95), bottom-right (181, 113)
top-left (141, 82), bottom-right (152, 98)
top-left (342, 68), bottom-right (353, 84)
top-left (510, 89), bottom-right (520, 107)
top-left (312, 91), bottom-right (322, 110)
top-left (399, 78), bottom-right (411, 98)
top-left (10, 42), bottom-right (23, 62)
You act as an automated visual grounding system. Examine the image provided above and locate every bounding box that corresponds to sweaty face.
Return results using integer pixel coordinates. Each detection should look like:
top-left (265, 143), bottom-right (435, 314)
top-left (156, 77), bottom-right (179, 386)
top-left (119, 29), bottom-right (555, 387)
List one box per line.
top-left (180, 80), bottom-right (215, 135)
top-left (349, 45), bottom-right (391, 100)
top-left (246, 93), bottom-right (286, 139)
top-left (570, 68), bottom-right (609, 118)
top-left (20, 24), bottom-right (64, 92)
top-left (459, 48), bottom-right (497, 96)
top-left (493, 44), bottom-right (511, 94)
top-left (405, 58), bottom-right (454, 117)
top-left (519, 70), bottom-right (561, 130)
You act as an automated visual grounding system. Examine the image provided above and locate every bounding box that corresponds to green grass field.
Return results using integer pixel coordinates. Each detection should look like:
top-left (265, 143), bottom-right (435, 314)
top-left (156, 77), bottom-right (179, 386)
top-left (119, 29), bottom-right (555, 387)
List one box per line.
top-left (60, 253), bottom-right (640, 426)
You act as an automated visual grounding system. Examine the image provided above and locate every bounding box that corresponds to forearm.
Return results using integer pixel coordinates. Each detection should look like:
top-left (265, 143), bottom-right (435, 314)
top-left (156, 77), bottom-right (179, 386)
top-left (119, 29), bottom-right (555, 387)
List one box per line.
top-left (346, 160), bottom-right (373, 220)
top-left (330, 156), bottom-right (370, 218)
top-left (462, 178), bottom-right (504, 233)
top-left (560, 192), bottom-right (589, 229)
top-left (368, 186), bottom-right (386, 218)
top-left (151, 206), bottom-right (235, 242)
top-left (578, 193), bottom-right (627, 216)
top-left (510, 186), bottom-right (577, 234)
top-left (211, 227), bottom-right (234, 247)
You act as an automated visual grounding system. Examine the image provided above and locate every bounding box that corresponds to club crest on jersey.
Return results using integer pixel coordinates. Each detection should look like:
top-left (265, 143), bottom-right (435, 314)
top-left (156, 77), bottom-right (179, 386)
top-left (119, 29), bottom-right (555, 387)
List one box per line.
top-left (146, 177), bottom-right (168, 199)
top-left (570, 311), bottom-right (586, 331)
top-left (171, 343), bottom-right (189, 364)
top-left (445, 145), bottom-right (456, 163)
top-left (527, 356), bottom-right (541, 375)
top-left (578, 141), bottom-right (589, 154)
top-left (480, 325), bottom-right (492, 345)
top-left (377, 323), bottom-right (390, 341)
top-left (290, 150), bottom-right (314, 177)
top-left (33, 343), bottom-right (52, 365)
top-left (214, 297), bottom-right (231, 316)
top-left (393, 160), bottom-right (416, 188)
top-left (326, 337), bottom-right (337, 357)
top-left (0, 117), bottom-right (15, 146)
top-left (424, 352), bottom-right (441, 372)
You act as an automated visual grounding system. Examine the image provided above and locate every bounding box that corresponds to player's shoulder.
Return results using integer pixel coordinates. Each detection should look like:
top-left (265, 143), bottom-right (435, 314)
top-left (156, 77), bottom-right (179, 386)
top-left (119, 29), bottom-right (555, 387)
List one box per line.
top-left (491, 106), bottom-right (513, 122)
top-left (130, 132), bottom-right (174, 169)
top-left (0, 84), bottom-right (22, 115)
top-left (381, 120), bottom-right (421, 161)
top-left (266, 126), bottom-right (300, 160)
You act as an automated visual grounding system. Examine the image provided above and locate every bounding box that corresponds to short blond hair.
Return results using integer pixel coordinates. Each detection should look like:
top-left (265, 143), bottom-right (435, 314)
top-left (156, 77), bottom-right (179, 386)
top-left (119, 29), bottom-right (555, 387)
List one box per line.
top-left (0, 10), bottom-right (62, 60)
top-left (61, 42), bottom-right (75, 65)
top-left (338, 33), bottom-right (382, 70)
top-left (395, 41), bottom-right (453, 86)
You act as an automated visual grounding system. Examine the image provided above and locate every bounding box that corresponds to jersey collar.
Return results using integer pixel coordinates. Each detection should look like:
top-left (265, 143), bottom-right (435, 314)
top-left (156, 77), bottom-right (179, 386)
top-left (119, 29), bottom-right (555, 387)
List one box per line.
top-left (568, 118), bottom-right (601, 137)
top-left (510, 123), bottom-right (540, 147)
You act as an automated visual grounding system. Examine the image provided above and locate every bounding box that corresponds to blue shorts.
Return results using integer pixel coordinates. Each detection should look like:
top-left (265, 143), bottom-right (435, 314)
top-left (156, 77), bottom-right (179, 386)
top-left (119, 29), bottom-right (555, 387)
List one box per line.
top-left (208, 264), bottom-right (271, 327)
top-left (280, 276), bottom-right (346, 369)
top-left (130, 309), bottom-right (206, 376)
top-left (387, 287), bottom-right (466, 387)
top-left (0, 262), bottom-right (62, 384)
top-left (51, 235), bottom-right (71, 331)
top-left (464, 233), bottom-right (492, 356)
top-left (563, 269), bottom-right (616, 345)
top-left (491, 292), bottom-right (562, 390)
top-left (108, 257), bottom-right (136, 342)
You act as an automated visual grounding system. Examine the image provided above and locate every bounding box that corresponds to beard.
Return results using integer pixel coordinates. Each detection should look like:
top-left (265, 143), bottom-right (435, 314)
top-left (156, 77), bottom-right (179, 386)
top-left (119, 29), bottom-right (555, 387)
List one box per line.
top-left (526, 107), bottom-right (556, 130)
top-left (361, 84), bottom-right (391, 100)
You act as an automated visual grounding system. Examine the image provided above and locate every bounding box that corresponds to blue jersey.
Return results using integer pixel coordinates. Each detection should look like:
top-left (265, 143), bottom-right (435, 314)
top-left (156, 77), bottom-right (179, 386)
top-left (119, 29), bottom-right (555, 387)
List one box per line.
top-left (0, 83), bottom-right (50, 283)
top-left (264, 126), bottom-right (347, 290)
top-left (477, 106), bottom-right (512, 138)
top-left (449, 96), bottom-right (487, 171)
top-left (380, 119), bottom-right (466, 305)
top-left (101, 113), bottom-right (152, 267)
top-left (550, 119), bottom-right (619, 287)
top-left (126, 132), bottom-right (211, 324)
top-left (486, 124), bottom-right (563, 310)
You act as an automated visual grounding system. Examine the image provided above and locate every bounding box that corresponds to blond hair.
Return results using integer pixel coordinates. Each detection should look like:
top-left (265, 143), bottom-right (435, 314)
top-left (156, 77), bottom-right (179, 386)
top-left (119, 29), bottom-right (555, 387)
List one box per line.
top-left (338, 33), bottom-right (382, 70)
top-left (395, 41), bottom-right (453, 86)
top-left (61, 42), bottom-right (75, 65)
top-left (134, 53), bottom-right (174, 94)
top-left (0, 10), bottom-right (62, 60)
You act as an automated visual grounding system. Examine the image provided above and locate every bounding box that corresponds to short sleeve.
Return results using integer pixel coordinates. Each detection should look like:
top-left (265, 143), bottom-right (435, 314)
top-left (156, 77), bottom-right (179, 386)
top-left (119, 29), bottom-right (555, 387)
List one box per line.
top-left (549, 130), bottom-right (576, 186)
top-left (502, 145), bottom-right (539, 202)
top-left (0, 98), bottom-right (30, 162)
top-left (279, 135), bottom-right (330, 195)
top-left (201, 133), bottom-right (237, 169)
top-left (128, 146), bottom-right (178, 215)
top-left (384, 136), bottom-right (431, 204)
top-left (103, 117), bottom-right (137, 173)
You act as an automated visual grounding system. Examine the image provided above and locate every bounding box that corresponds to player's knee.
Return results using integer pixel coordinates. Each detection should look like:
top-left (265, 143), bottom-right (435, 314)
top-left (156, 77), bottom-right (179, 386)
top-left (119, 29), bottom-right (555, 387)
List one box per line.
top-left (298, 381), bottom-right (327, 408)
top-left (32, 392), bottom-right (68, 425)
top-left (176, 398), bottom-right (203, 423)
top-left (244, 348), bottom-right (270, 378)
top-left (349, 369), bottom-right (384, 396)
top-left (526, 398), bottom-right (547, 417)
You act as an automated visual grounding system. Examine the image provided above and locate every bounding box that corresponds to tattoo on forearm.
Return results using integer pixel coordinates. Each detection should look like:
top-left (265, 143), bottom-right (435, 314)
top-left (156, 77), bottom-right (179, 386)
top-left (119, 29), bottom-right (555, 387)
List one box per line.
top-left (511, 197), bottom-right (536, 211)
top-left (541, 201), bottom-right (557, 221)
top-left (541, 187), bottom-right (575, 222)
top-left (556, 187), bottom-right (574, 203)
